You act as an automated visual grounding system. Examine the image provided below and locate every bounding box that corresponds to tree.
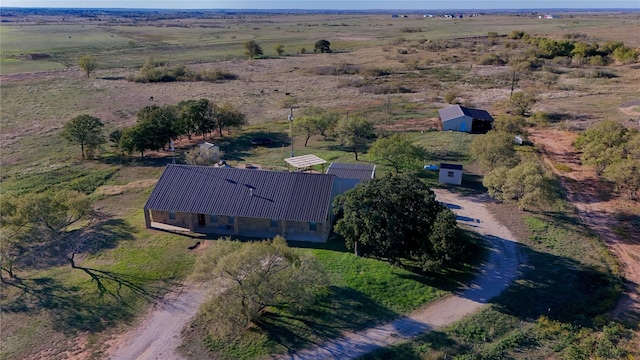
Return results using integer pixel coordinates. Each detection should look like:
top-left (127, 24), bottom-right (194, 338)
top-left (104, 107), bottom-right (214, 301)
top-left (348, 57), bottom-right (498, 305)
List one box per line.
top-left (78, 54), bottom-right (98, 78)
top-left (314, 39), bottom-right (332, 53)
top-left (335, 116), bottom-right (375, 161)
top-left (136, 105), bottom-right (179, 151)
top-left (61, 114), bottom-right (105, 159)
top-left (193, 237), bottom-right (328, 332)
top-left (574, 120), bottom-right (629, 176)
top-left (177, 99), bottom-right (213, 139)
top-left (483, 161), bottom-right (552, 210)
top-left (244, 40), bottom-right (263, 59)
top-left (1, 191), bottom-right (92, 279)
top-left (604, 159), bottom-right (640, 200)
top-left (510, 91), bottom-right (536, 116)
top-left (540, 72), bottom-right (559, 89)
top-left (470, 131), bottom-right (519, 171)
top-left (368, 134), bottom-right (426, 173)
top-left (334, 173), bottom-right (464, 270)
top-left (273, 43), bottom-right (285, 56)
top-left (213, 103), bottom-right (247, 137)
top-left (119, 125), bottom-right (149, 158)
top-left (492, 114), bottom-right (527, 135)
top-left (294, 116), bottom-right (322, 147)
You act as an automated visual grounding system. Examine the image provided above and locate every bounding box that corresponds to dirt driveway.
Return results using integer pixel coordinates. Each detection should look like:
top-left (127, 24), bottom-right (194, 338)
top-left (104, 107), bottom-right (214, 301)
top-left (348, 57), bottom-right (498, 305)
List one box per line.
top-left (530, 128), bottom-right (640, 319)
top-left (278, 189), bottom-right (524, 360)
top-left (101, 189), bottom-right (522, 360)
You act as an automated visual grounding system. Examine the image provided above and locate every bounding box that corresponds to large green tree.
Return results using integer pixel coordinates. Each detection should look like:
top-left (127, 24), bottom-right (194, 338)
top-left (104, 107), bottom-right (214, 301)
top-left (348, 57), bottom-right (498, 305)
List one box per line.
top-left (177, 99), bottom-right (213, 139)
top-left (193, 237), bottom-right (328, 333)
top-left (510, 91), bottom-right (536, 116)
top-left (483, 161), bottom-right (552, 210)
top-left (78, 54), bottom-right (98, 78)
top-left (470, 131), bottom-right (519, 171)
top-left (334, 173), bottom-right (464, 270)
top-left (244, 40), bottom-right (263, 59)
top-left (368, 134), bottom-right (426, 173)
top-left (61, 114), bottom-right (105, 159)
top-left (213, 102), bottom-right (247, 137)
top-left (1, 191), bottom-right (92, 279)
top-left (574, 120), bottom-right (630, 176)
top-left (335, 116), bottom-right (375, 161)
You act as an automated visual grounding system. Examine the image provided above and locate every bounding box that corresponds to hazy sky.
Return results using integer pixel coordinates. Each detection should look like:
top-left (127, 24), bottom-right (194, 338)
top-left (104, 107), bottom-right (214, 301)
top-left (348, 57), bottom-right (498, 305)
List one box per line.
top-left (3, 0), bottom-right (639, 9)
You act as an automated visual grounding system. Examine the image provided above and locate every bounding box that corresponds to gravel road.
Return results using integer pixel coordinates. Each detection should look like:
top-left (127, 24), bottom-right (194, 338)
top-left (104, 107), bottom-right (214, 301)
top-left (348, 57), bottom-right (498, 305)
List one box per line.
top-left (105, 189), bottom-right (522, 360)
top-left (278, 189), bottom-right (524, 360)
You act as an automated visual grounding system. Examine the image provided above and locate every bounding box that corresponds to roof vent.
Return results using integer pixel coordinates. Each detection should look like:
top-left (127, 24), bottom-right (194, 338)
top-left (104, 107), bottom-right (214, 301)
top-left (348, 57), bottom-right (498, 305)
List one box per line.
top-left (250, 188), bottom-right (254, 197)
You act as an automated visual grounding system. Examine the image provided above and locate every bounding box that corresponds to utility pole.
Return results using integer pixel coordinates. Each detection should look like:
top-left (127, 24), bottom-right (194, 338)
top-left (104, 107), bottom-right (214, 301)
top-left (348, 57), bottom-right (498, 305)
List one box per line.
top-left (288, 107), bottom-right (294, 158)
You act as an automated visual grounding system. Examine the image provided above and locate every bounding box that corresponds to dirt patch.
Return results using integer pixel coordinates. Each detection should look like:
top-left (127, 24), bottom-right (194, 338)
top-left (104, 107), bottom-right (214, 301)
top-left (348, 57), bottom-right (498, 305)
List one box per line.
top-left (530, 128), bottom-right (640, 320)
top-left (96, 179), bottom-right (158, 196)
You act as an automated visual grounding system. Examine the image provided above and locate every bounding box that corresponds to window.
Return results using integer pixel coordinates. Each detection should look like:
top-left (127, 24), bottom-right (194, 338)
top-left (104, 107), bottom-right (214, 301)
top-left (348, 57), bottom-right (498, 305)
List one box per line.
top-left (210, 214), bottom-right (218, 223)
top-left (309, 222), bottom-right (317, 232)
top-left (228, 216), bottom-right (235, 225)
top-left (169, 211), bottom-right (176, 220)
top-left (271, 219), bottom-right (278, 228)
top-left (447, 171), bottom-right (455, 178)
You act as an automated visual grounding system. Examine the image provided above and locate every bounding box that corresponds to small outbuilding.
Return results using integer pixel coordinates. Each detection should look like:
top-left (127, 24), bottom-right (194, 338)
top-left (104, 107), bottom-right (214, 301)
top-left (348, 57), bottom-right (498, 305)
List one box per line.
top-left (439, 163), bottom-right (463, 185)
top-left (326, 162), bottom-right (376, 193)
top-left (439, 105), bottom-right (494, 133)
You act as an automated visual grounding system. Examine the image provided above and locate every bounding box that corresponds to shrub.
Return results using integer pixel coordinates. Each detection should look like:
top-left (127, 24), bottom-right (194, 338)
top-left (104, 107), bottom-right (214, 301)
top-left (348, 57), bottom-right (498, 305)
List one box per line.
top-left (477, 53), bottom-right (505, 66)
top-left (444, 91), bottom-right (458, 104)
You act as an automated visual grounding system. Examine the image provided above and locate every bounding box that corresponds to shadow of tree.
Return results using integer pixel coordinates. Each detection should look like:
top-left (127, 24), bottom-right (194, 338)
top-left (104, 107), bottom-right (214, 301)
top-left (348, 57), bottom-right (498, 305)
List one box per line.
top-left (217, 131), bottom-right (291, 162)
top-left (258, 286), bottom-right (398, 352)
top-left (1, 269), bottom-right (179, 333)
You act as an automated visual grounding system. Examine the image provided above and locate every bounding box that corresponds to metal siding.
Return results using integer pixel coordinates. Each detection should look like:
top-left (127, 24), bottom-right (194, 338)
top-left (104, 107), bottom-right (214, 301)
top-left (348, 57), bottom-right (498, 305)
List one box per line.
top-left (145, 165), bottom-right (334, 223)
top-left (326, 163), bottom-right (376, 181)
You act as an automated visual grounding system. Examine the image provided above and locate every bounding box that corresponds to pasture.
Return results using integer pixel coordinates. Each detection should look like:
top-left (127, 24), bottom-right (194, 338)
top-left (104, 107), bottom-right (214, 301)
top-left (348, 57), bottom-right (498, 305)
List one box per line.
top-left (1, 8), bottom-right (639, 359)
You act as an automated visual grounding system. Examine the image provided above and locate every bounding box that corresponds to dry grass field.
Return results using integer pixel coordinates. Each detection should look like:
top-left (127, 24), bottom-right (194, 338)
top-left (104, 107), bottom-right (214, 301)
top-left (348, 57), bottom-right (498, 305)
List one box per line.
top-left (1, 9), bottom-right (639, 360)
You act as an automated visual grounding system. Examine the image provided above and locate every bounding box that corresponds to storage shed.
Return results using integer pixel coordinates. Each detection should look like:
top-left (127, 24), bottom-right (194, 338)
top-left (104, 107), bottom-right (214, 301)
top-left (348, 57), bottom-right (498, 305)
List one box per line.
top-left (439, 105), bottom-right (494, 133)
top-left (439, 163), bottom-right (463, 185)
top-left (326, 163), bottom-right (376, 193)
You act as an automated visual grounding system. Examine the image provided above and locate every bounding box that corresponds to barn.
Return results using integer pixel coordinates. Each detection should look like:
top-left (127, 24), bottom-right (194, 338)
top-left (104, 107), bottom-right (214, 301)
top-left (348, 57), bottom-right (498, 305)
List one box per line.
top-left (439, 105), bottom-right (494, 133)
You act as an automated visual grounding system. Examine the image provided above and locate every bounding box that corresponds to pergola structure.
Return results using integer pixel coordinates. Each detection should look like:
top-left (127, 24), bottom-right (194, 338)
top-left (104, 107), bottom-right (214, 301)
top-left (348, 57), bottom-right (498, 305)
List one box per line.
top-left (284, 154), bottom-right (327, 173)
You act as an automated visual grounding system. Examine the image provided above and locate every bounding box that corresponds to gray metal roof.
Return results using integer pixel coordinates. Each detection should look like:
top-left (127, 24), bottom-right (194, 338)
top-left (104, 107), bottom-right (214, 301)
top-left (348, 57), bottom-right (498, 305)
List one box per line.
top-left (326, 163), bottom-right (376, 181)
top-left (144, 165), bottom-right (336, 222)
top-left (439, 105), bottom-right (494, 122)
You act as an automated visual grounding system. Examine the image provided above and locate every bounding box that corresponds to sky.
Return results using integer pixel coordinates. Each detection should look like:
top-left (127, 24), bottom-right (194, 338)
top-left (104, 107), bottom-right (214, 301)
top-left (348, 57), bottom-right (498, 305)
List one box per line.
top-left (2, 0), bottom-right (639, 9)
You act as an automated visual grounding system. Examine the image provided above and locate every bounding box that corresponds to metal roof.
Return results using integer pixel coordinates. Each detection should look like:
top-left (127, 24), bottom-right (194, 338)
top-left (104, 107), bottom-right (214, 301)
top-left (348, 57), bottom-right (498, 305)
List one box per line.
top-left (326, 163), bottom-right (376, 181)
top-left (144, 165), bottom-right (336, 222)
top-left (439, 105), bottom-right (494, 122)
top-left (284, 154), bottom-right (327, 169)
top-left (440, 163), bottom-right (463, 170)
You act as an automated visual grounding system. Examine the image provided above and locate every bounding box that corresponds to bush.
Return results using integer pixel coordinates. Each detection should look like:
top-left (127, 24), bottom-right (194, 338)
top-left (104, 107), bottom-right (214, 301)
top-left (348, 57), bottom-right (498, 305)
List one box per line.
top-left (443, 91), bottom-right (458, 104)
top-left (476, 53), bottom-right (505, 66)
top-left (129, 60), bottom-right (237, 83)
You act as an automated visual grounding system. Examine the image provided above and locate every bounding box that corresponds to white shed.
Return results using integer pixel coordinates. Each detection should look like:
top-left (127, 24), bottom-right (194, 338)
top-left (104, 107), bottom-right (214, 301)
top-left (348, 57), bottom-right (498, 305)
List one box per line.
top-left (439, 163), bottom-right (463, 185)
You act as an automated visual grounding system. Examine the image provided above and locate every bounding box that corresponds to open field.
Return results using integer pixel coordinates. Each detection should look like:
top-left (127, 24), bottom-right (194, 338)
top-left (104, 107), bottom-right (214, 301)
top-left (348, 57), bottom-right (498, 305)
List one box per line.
top-left (1, 8), bottom-right (639, 360)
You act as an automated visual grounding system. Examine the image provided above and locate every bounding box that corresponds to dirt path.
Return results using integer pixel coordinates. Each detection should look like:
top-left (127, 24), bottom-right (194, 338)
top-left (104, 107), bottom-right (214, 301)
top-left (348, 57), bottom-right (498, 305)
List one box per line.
top-left (105, 284), bottom-right (210, 360)
top-left (278, 189), bottom-right (524, 360)
top-left (529, 128), bottom-right (640, 319)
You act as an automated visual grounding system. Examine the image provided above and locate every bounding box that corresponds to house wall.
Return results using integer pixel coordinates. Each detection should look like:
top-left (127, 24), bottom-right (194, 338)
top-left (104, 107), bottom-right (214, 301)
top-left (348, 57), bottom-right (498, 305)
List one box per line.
top-left (149, 210), bottom-right (330, 242)
top-left (439, 169), bottom-right (463, 185)
top-left (442, 115), bottom-right (472, 132)
top-left (150, 210), bottom-right (193, 230)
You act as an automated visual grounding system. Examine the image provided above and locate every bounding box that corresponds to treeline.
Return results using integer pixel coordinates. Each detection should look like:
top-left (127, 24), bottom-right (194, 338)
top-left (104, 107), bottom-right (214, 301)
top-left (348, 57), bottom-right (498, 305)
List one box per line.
top-left (114, 99), bottom-right (246, 157)
top-left (574, 120), bottom-right (640, 200)
top-left (128, 59), bottom-right (237, 83)
top-left (477, 30), bottom-right (638, 69)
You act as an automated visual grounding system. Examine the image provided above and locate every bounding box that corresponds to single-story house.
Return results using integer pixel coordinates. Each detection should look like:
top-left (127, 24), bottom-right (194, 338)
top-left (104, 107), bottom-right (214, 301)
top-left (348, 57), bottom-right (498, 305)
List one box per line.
top-left (439, 105), bottom-right (494, 133)
top-left (144, 164), bottom-right (339, 242)
top-left (439, 163), bottom-right (463, 185)
top-left (326, 162), bottom-right (376, 193)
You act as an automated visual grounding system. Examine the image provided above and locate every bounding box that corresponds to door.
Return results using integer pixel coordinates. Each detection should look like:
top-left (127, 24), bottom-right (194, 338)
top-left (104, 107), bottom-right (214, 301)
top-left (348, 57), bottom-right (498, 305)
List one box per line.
top-left (197, 214), bottom-right (206, 226)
